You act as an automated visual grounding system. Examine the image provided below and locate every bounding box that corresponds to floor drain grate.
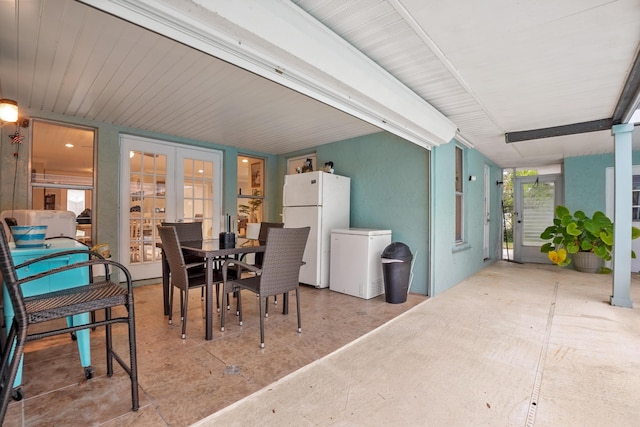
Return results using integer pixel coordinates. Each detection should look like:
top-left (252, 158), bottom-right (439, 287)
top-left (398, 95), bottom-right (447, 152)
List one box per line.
top-left (224, 365), bottom-right (241, 375)
top-left (526, 282), bottom-right (558, 427)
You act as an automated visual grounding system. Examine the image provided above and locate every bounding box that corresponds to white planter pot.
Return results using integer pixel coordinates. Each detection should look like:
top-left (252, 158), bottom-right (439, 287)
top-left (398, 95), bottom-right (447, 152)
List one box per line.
top-left (572, 252), bottom-right (603, 273)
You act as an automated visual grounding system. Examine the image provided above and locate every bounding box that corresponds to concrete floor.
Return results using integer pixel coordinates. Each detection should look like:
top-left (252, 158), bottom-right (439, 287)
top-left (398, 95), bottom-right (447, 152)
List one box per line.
top-left (197, 261), bottom-right (640, 426)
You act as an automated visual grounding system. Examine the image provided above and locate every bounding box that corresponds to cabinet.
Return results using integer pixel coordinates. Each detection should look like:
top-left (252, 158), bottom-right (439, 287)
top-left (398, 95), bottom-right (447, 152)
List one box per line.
top-left (4, 238), bottom-right (91, 387)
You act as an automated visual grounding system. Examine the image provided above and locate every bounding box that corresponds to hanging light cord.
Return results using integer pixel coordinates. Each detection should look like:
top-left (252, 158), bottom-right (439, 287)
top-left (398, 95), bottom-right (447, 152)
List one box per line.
top-left (11, 126), bottom-right (21, 215)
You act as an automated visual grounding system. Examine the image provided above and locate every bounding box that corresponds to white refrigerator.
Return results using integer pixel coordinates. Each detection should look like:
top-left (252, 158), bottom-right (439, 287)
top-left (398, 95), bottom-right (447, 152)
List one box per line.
top-left (283, 171), bottom-right (350, 288)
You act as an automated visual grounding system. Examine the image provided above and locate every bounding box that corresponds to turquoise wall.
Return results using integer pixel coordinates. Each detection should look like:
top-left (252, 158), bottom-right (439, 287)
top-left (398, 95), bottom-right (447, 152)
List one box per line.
top-left (1, 110), bottom-right (503, 296)
top-left (0, 109), bottom-right (279, 261)
top-left (564, 152), bottom-right (640, 215)
top-left (431, 140), bottom-right (502, 296)
top-left (279, 132), bottom-right (432, 294)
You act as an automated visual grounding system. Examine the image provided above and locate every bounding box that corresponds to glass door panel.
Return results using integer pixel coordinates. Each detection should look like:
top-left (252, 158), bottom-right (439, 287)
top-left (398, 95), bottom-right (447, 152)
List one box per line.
top-left (179, 154), bottom-right (219, 240)
top-left (513, 174), bottom-right (563, 263)
top-left (121, 135), bottom-right (222, 280)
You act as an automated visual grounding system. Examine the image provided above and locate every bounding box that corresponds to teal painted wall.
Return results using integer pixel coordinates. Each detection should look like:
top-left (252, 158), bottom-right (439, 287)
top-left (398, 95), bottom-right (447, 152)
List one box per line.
top-left (431, 140), bottom-right (502, 296)
top-left (564, 152), bottom-right (640, 215)
top-left (0, 109), bottom-right (279, 261)
top-left (276, 132), bottom-right (502, 296)
top-left (279, 132), bottom-right (432, 294)
top-left (1, 110), bottom-right (502, 296)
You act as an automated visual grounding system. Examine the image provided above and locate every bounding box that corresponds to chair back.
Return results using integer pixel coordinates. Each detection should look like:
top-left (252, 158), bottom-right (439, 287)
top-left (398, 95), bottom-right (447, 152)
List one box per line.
top-left (157, 226), bottom-right (190, 291)
top-left (0, 224), bottom-right (28, 422)
top-left (0, 224), bottom-right (26, 328)
top-left (161, 222), bottom-right (202, 244)
top-left (255, 222), bottom-right (284, 267)
top-left (161, 222), bottom-right (203, 264)
top-left (257, 222), bottom-right (284, 246)
top-left (258, 227), bottom-right (310, 297)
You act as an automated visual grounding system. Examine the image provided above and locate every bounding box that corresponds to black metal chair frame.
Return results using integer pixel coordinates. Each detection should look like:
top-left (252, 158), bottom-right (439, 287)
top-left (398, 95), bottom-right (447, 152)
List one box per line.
top-left (0, 226), bottom-right (138, 423)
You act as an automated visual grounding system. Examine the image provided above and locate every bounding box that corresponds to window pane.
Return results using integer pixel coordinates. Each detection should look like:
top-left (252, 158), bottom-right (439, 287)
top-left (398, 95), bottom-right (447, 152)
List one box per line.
top-left (237, 155), bottom-right (265, 237)
top-left (31, 121), bottom-right (95, 245)
top-left (455, 194), bottom-right (463, 242)
top-left (455, 147), bottom-right (463, 192)
top-left (522, 181), bottom-right (555, 246)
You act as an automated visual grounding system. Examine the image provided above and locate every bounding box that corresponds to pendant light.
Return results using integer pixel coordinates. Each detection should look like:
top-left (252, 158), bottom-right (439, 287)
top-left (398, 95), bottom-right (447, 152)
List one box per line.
top-left (0, 99), bottom-right (18, 122)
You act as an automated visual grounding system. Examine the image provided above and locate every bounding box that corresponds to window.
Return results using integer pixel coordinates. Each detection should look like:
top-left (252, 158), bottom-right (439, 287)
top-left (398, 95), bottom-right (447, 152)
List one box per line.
top-left (455, 146), bottom-right (464, 244)
top-left (31, 120), bottom-right (95, 245)
top-left (287, 153), bottom-right (316, 174)
top-left (633, 175), bottom-right (640, 221)
top-left (237, 155), bottom-right (264, 237)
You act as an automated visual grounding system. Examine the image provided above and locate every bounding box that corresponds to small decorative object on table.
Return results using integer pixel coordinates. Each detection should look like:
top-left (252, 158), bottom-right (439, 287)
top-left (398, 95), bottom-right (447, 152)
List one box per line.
top-left (219, 213), bottom-right (236, 248)
top-left (10, 225), bottom-right (47, 248)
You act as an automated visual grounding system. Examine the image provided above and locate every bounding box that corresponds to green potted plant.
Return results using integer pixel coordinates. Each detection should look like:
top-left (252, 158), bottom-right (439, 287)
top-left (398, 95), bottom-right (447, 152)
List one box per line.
top-left (238, 189), bottom-right (263, 223)
top-left (540, 205), bottom-right (640, 273)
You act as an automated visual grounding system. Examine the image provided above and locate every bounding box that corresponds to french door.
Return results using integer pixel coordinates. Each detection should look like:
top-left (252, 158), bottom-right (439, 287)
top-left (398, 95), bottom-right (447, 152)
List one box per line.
top-left (513, 174), bottom-right (563, 263)
top-left (120, 135), bottom-right (222, 280)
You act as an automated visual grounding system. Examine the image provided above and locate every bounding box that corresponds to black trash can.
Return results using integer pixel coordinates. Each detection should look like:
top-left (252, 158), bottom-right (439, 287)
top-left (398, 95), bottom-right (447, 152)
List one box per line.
top-left (381, 242), bottom-right (413, 304)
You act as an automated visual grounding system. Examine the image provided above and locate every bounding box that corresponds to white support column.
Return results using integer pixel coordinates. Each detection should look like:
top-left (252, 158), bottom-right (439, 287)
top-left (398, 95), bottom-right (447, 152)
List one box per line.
top-left (611, 123), bottom-right (635, 308)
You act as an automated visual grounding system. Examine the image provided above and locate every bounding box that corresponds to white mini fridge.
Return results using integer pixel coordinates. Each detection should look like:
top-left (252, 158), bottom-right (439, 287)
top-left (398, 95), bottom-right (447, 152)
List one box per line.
top-left (0, 209), bottom-right (77, 241)
top-left (330, 228), bottom-right (392, 299)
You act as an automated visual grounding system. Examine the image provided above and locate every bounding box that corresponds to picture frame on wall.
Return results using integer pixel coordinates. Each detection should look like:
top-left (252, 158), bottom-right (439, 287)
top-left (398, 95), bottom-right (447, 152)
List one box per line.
top-left (251, 162), bottom-right (262, 189)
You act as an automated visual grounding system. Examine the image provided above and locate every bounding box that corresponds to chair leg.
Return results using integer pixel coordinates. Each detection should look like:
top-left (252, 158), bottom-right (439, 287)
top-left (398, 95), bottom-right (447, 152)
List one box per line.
top-left (181, 289), bottom-right (189, 339)
top-left (220, 291), bottom-right (227, 331)
top-left (168, 285), bottom-right (175, 325)
top-left (105, 307), bottom-right (114, 376)
top-left (0, 322), bottom-right (24, 423)
top-left (237, 289), bottom-right (243, 326)
top-left (258, 295), bottom-right (265, 348)
top-left (215, 283), bottom-right (220, 312)
top-left (295, 289), bottom-right (302, 333)
top-left (126, 299), bottom-right (140, 411)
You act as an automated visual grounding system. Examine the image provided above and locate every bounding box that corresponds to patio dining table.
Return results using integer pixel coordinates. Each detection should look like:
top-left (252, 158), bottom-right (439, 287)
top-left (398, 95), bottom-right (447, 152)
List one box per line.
top-left (158, 239), bottom-right (265, 340)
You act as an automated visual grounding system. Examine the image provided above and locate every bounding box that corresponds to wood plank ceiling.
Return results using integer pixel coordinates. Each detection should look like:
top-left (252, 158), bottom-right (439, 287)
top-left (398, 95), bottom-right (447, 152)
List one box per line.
top-left (1, 0), bottom-right (639, 169)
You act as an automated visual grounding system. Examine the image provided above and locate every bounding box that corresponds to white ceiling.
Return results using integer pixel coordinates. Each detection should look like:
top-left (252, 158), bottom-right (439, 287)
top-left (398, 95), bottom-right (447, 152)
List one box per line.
top-left (1, 0), bottom-right (639, 169)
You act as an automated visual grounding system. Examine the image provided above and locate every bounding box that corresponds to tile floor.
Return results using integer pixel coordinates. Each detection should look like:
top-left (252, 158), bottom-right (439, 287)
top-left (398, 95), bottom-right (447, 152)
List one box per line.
top-left (3, 282), bottom-right (426, 426)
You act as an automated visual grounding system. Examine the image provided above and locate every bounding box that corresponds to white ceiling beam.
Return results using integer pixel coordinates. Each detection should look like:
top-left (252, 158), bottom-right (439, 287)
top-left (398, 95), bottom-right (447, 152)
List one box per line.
top-left (79, 0), bottom-right (456, 148)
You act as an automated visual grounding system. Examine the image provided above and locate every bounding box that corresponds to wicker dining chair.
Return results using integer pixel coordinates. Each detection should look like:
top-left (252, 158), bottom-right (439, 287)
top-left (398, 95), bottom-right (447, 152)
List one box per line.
top-left (157, 225), bottom-right (223, 339)
top-left (0, 225), bottom-right (138, 424)
top-left (160, 221), bottom-right (214, 305)
top-left (254, 222), bottom-right (284, 268)
top-left (221, 227), bottom-right (310, 348)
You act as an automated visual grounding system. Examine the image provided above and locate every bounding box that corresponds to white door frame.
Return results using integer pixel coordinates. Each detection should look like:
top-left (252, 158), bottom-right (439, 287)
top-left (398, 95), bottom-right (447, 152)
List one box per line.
top-left (513, 174), bottom-right (563, 263)
top-left (119, 135), bottom-right (222, 280)
top-left (483, 164), bottom-right (490, 260)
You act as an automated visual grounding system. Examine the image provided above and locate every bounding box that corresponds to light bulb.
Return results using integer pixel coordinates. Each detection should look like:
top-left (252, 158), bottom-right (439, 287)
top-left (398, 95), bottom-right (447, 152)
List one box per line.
top-left (0, 99), bottom-right (18, 122)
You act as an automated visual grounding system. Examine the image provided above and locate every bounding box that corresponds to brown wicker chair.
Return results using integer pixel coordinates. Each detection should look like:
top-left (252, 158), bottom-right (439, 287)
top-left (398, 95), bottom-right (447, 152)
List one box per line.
top-left (253, 222), bottom-right (284, 310)
top-left (159, 222), bottom-right (216, 310)
top-left (0, 225), bottom-right (138, 424)
top-left (157, 225), bottom-right (223, 339)
top-left (221, 227), bottom-right (310, 348)
top-left (254, 222), bottom-right (284, 268)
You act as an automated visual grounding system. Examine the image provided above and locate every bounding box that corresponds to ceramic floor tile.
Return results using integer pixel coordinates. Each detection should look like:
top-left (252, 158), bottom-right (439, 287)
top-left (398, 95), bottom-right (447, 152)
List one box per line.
top-left (7, 280), bottom-right (425, 426)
